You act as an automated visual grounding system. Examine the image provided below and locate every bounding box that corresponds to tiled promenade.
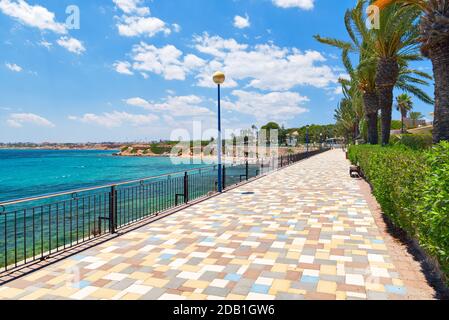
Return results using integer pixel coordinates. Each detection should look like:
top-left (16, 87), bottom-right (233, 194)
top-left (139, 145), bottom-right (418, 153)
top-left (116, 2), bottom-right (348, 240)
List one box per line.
top-left (0, 150), bottom-right (436, 300)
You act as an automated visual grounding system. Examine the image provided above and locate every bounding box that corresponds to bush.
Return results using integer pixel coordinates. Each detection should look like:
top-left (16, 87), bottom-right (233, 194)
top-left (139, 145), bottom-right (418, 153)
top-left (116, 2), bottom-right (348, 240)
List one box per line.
top-left (418, 142), bottom-right (449, 276)
top-left (390, 134), bottom-right (433, 150)
top-left (150, 144), bottom-right (172, 155)
top-left (349, 142), bottom-right (449, 282)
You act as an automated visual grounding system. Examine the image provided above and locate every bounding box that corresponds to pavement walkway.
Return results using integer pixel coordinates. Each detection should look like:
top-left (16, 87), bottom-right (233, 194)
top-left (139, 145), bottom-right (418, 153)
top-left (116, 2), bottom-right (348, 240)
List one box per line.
top-left (0, 150), bottom-right (437, 300)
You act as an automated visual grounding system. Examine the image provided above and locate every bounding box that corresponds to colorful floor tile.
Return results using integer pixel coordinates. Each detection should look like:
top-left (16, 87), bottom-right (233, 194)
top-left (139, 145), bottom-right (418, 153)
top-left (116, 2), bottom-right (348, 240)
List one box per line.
top-left (0, 150), bottom-right (436, 300)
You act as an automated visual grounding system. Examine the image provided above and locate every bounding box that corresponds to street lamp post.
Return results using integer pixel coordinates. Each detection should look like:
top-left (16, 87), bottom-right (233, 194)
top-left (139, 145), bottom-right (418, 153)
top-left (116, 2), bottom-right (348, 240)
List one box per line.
top-left (213, 71), bottom-right (225, 192)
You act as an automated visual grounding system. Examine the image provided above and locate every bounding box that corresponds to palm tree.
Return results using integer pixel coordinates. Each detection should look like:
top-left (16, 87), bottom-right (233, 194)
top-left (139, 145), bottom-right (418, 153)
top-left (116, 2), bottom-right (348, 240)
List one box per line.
top-left (315, 6), bottom-right (380, 144)
top-left (315, 1), bottom-right (432, 144)
top-left (396, 93), bottom-right (413, 132)
top-left (409, 111), bottom-right (425, 127)
top-left (334, 98), bottom-right (359, 143)
top-left (341, 78), bottom-right (365, 141)
top-left (375, 0), bottom-right (449, 142)
top-left (340, 48), bottom-right (379, 144)
top-left (364, 1), bottom-right (423, 145)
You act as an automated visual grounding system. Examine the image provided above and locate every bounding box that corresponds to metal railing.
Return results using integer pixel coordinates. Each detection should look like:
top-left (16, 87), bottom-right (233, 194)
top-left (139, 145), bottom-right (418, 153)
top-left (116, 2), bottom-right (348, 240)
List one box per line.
top-left (0, 148), bottom-right (329, 272)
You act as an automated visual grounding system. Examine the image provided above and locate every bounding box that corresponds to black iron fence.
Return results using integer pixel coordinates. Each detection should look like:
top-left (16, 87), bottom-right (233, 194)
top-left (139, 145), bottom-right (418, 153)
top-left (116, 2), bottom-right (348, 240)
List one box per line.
top-left (0, 148), bottom-right (329, 272)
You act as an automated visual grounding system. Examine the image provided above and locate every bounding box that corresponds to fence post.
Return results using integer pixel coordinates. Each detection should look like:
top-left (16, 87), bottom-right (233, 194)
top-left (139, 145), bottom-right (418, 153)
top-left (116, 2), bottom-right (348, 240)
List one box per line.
top-left (222, 165), bottom-right (226, 190)
top-left (245, 160), bottom-right (249, 180)
top-left (184, 172), bottom-right (189, 204)
top-left (109, 185), bottom-right (117, 234)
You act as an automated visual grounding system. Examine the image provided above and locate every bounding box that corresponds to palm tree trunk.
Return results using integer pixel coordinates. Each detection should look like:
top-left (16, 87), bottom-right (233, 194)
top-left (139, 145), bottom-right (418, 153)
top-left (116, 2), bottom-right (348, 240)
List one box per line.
top-left (429, 41), bottom-right (449, 143)
top-left (401, 109), bottom-right (407, 134)
top-left (376, 58), bottom-right (399, 145)
top-left (380, 95), bottom-right (393, 144)
top-left (363, 92), bottom-right (379, 144)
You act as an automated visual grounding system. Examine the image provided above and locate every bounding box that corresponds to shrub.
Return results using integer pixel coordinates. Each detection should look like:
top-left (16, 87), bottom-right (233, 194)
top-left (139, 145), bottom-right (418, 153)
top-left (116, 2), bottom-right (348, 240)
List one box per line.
top-left (349, 143), bottom-right (449, 282)
top-left (418, 142), bottom-right (449, 276)
top-left (150, 144), bottom-right (172, 155)
top-left (390, 134), bottom-right (433, 150)
top-left (349, 145), bottom-right (427, 233)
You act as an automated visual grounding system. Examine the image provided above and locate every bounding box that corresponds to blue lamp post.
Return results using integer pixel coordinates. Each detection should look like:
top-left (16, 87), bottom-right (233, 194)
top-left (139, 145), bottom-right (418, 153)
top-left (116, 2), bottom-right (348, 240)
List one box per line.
top-left (213, 71), bottom-right (225, 192)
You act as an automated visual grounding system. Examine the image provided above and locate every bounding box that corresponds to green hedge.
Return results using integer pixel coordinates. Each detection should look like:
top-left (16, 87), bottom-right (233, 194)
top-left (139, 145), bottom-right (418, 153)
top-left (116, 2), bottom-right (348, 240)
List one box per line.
top-left (390, 134), bottom-right (433, 150)
top-left (348, 142), bottom-right (449, 282)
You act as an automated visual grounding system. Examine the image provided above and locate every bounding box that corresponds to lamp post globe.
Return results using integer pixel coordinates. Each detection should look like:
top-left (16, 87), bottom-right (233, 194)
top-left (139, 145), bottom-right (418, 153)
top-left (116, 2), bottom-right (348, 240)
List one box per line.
top-left (213, 71), bottom-right (225, 85)
top-left (213, 71), bottom-right (225, 192)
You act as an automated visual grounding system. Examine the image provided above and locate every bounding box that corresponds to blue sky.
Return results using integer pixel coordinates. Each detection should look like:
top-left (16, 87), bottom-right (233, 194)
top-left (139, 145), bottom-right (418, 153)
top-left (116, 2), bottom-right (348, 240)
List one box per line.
top-left (0, 0), bottom-right (434, 143)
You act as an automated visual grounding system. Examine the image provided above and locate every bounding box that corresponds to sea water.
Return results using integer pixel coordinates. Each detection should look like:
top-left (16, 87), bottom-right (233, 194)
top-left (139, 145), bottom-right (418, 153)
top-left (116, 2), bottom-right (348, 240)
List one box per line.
top-left (0, 149), bottom-right (208, 202)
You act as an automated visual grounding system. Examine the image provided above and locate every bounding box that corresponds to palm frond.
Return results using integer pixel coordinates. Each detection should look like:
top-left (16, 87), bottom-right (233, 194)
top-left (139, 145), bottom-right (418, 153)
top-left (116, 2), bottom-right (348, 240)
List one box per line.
top-left (395, 82), bottom-right (434, 104)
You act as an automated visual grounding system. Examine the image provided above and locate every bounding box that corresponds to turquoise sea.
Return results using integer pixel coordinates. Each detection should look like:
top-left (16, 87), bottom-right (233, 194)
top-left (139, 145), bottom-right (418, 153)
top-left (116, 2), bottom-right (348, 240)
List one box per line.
top-left (0, 149), bottom-right (208, 202)
top-left (0, 149), bottom-right (259, 269)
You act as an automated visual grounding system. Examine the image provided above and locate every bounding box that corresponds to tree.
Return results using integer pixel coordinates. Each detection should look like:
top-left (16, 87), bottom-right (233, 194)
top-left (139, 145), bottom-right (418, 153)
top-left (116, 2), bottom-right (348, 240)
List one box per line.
top-left (375, 0), bottom-right (449, 142)
top-left (409, 111), bottom-right (425, 127)
top-left (261, 122), bottom-right (281, 145)
top-left (293, 125), bottom-right (336, 144)
top-left (365, 1), bottom-right (423, 144)
top-left (315, 1), bottom-right (432, 145)
top-left (334, 98), bottom-right (359, 143)
top-left (315, 6), bottom-right (378, 144)
top-left (339, 75), bottom-right (365, 141)
top-left (396, 93), bottom-right (413, 133)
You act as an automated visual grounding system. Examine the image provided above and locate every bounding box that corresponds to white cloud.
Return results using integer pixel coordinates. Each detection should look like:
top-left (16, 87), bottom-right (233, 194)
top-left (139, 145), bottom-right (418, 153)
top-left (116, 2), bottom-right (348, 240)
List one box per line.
top-left (117, 16), bottom-right (171, 37)
top-left (172, 23), bottom-right (181, 33)
top-left (38, 40), bottom-right (52, 49)
top-left (222, 90), bottom-right (309, 121)
top-left (113, 0), bottom-right (149, 16)
top-left (272, 0), bottom-right (314, 10)
top-left (57, 36), bottom-right (86, 55)
top-left (0, 1), bottom-right (86, 55)
top-left (7, 113), bottom-right (55, 128)
top-left (193, 34), bottom-right (339, 90)
top-left (333, 86), bottom-right (343, 95)
top-left (233, 14), bottom-right (250, 29)
top-left (119, 42), bottom-right (205, 80)
top-left (125, 95), bottom-right (214, 117)
top-left (69, 111), bottom-right (159, 128)
top-left (112, 0), bottom-right (176, 38)
top-left (194, 33), bottom-right (248, 58)
top-left (114, 61), bottom-right (134, 75)
top-left (5, 62), bottom-right (22, 72)
top-left (0, 0), bottom-right (67, 33)
top-left (114, 34), bottom-right (339, 94)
